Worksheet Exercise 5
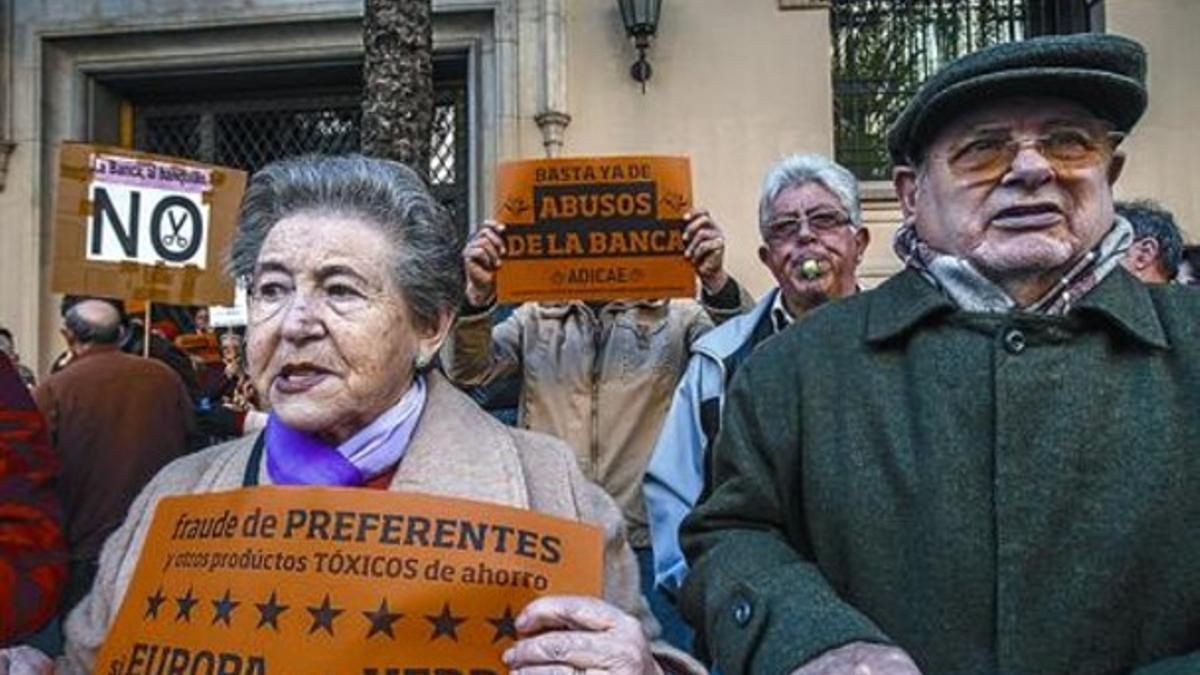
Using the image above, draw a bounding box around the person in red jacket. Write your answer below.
[0,351,67,645]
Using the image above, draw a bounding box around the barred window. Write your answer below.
[831,0,1103,180]
[132,59,470,237]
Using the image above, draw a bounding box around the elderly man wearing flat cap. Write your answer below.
[680,33,1200,675]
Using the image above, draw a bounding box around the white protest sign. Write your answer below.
[86,154,213,269]
[210,281,249,328]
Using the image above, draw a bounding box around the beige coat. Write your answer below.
[442,295,749,547]
[60,373,703,674]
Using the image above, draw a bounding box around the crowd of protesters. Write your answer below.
[0,298,268,659]
[2,31,1200,675]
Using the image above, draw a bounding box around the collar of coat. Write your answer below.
[864,267,1169,350]
[253,371,533,510]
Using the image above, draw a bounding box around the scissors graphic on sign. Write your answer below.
[162,209,190,249]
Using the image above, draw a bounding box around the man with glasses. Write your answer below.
[681,34,1200,674]
[643,154,867,652]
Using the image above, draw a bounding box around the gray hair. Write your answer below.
[230,154,464,331]
[1116,199,1184,279]
[64,300,122,345]
[757,154,862,240]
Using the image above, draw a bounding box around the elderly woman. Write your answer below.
[54,155,702,674]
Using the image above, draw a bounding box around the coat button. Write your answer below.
[1003,328,1026,354]
[732,597,753,626]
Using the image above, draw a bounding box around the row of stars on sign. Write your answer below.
[143,588,518,643]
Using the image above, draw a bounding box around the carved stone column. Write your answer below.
[535,0,571,157]
[534,111,570,158]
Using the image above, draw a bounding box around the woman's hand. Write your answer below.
[503,596,662,675]
[789,642,923,675]
[463,221,507,307]
[0,646,54,675]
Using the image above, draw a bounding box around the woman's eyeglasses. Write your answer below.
[945,126,1124,182]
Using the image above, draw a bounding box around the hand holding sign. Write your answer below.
[682,209,729,295]
[464,220,507,307]
[0,645,54,674]
[504,596,661,675]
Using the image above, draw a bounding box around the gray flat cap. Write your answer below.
[887,33,1148,165]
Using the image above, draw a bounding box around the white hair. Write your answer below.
[230,154,464,332]
[757,154,862,240]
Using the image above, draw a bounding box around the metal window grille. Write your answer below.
[831,0,1104,180]
[831,0,1029,180]
[1027,0,1104,34]
[430,91,458,185]
[134,84,470,235]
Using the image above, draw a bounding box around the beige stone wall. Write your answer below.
[857,186,904,288]
[0,0,839,366]
[562,0,834,298]
[4,0,1195,373]
[1107,0,1200,244]
[0,0,506,372]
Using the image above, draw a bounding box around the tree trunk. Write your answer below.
[362,0,433,184]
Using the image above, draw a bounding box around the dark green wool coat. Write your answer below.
[680,268,1200,675]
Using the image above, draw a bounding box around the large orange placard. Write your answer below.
[494,155,696,303]
[96,487,602,674]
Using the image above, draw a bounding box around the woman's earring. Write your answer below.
[414,352,429,370]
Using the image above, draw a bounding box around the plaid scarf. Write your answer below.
[892,216,1134,315]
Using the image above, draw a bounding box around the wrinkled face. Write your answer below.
[896,97,1123,283]
[246,212,440,444]
[758,182,867,312]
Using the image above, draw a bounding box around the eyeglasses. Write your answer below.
[945,126,1124,182]
[765,210,851,243]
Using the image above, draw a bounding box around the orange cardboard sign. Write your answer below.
[96,487,603,674]
[494,155,696,302]
[174,334,221,365]
[51,143,247,306]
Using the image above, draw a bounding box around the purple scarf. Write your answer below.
[264,376,427,487]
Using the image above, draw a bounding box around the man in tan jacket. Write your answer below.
[442,210,750,650]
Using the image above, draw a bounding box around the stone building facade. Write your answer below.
[0,0,1196,369]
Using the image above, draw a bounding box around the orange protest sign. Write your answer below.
[51,143,247,306]
[494,155,696,302]
[174,334,221,365]
[96,487,602,675]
